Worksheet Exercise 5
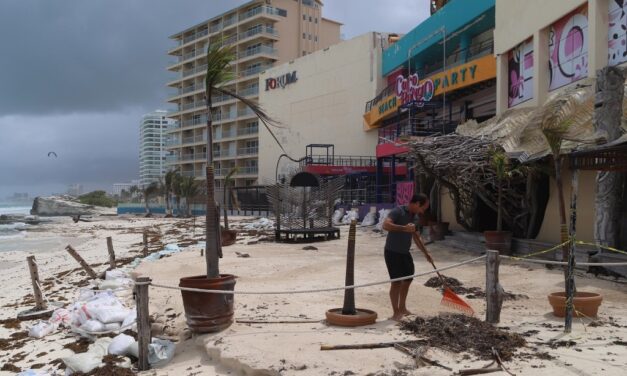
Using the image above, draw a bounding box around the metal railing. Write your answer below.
[239,166,258,175]
[238,146,259,155]
[179,48,205,62]
[239,25,278,40]
[240,64,273,77]
[223,34,238,46]
[300,155,377,167]
[239,5,282,21]
[223,15,238,27]
[238,108,255,118]
[238,45,276,59]
[182,63,207,77]
[181,135,206,144]
[182,29,208,44]
[237,125,259,136]
[209,23,223,33]
[239,86,259,97]
[179,84,202,95]
[377,118,458,144]
[219,130,235,139]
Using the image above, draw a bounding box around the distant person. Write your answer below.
[382,193,433,321]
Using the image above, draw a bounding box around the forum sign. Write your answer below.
[265,71,298,91]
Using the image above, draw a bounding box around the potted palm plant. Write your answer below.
[535,85,603,317]
[484,149,513,255]
[179,41,281,333]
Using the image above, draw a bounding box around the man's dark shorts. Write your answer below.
[384,250,414,280]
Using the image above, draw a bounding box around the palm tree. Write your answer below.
[203,41,283,278]
[533,84,594,289]
[142,182,160,217]
[164,170,179,217]
[178,176,199,217]
[222,167,238,230]
[129,185,139,203]
[172,174,183,217]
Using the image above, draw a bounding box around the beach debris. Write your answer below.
[423,276,528,300]
[302,246,318,250]
[321,340,424,351]
[127,338,176,367]
[235,251,250,258]
[65,245,98,279]
[361,210,377,226]
[242,217,275,230]
[341,209,359,225]
[62,337,111,374]
[393,343,452,371]
[16,370,50,376]
[108,333,136,356]
[401,314,526,361]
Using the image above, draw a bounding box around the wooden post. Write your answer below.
[565,170,579,333]
[135,276,151,371]
[106,236,116,269]
[65,245,98,279]
[485,250,503,324]
[27,256,46,310]
[142,230,149,257]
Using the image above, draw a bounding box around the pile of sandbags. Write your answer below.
[376,209,391,231]
[69,290,136,335]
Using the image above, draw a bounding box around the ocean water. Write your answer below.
[0,204,31,216]
[0,203,32,248]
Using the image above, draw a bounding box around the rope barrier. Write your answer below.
[505,240,570,261]
[143,255,487,295]
[576,241,627,257]
[500,255,627,267]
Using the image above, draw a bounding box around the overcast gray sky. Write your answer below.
[0,0,429,199]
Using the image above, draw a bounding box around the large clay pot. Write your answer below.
[484,231,513,255]
[326,308,378,327]
[547,292,603,318]
[221,229,237,247]
[179,274,236,333]
[429,222,449,241]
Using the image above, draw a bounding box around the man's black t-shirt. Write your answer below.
[384,205,419,254]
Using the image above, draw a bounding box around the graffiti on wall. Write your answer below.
[395,182,415,206]
[609,0,627,66]
[548,6,588,91]
[508,38,534,108]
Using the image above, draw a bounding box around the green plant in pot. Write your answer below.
[534,85,603,318]
[179,41,282,333]
[484,149,514,255]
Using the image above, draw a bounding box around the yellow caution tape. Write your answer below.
[507,240,571,261]
[576,241,627,257]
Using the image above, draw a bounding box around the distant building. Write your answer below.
[112,179,141,196]
[140,110,177,187]
[67,184,84,197]
[165,0,342,188]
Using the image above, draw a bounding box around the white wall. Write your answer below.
[257,32,387,183]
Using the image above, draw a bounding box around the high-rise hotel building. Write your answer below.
[140,110,176,187]
[165,0,341,187]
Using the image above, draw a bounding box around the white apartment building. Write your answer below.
[165,0,341,188]
[140,110,176,187]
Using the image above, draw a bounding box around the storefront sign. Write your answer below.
[396,73,434,105]
[265,71,298,90]
[429,54,496,96]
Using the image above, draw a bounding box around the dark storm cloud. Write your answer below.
[0,0,247,115]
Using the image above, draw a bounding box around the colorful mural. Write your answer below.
[395,182,415,206]
[548,6,588,91]
[508,38,534,108]
[609,0,627,66]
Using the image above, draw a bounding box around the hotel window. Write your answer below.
[303,33,306,39]
[308,34,312,40]
[309,16,312,22]
[315,17,318,24]
[302,51,306,56]
[303,14,306,20]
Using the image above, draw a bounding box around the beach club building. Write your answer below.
[362,0,496,204]
[258,32,396,195]
[489,0,627,260]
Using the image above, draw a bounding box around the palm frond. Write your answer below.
[214,86,286,153]
[205,41,236,97]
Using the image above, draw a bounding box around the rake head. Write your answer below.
[441,287,475,316]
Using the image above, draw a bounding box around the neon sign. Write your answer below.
[395,73,434,105]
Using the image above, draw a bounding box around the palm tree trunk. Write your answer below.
[554,156,569,283]
[206,100,220,278]
[224,185,229,230]
[165,191,171,216]
[497,176,503,232]
[342,220,357,315]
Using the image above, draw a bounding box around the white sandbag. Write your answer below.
[90,337,112,357]
[98,278,132,291]
[16,370,50,376]
[50,308,72,326]
[80,320,105,333]
[149,338,176,368]
[332,208,345,225]
[164,243,180,252]
[105,269,128,280]
[122,309,136,328]
[63,352,103,374]
[376,209,391,231]
[342,209,359,224]
[28,321,57,338]
[91,307,131,324]
[108,334,136,356]
[103,322,121,331]
[361,212,376,226]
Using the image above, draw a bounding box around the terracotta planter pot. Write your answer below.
[429,222,449,241]
[484,231,513,255]
[326,308,377,327]
[179,274,236,333]
[547,292,603,318]
[221,229,237,247]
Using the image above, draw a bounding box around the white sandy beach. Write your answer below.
[0,215,626,375]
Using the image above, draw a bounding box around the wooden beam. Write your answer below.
[106,236,116,269]
[65,245,98,279]
[485,250,503,324]
[135,276,151,371]
[27,256,46,310]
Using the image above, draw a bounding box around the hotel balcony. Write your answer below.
[237,45,277,62]
[237,125,258,136]
[238,166,258,175]
[238,86,259,97]
[237,146,259,156]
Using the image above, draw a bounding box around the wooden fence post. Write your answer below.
[135,276,151,371]
[106,236,116,269]
[27,256,46,310]
[142,231,149,257]
[65,245,98,279]
[485,250,503,324]
[565,170,579,333]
